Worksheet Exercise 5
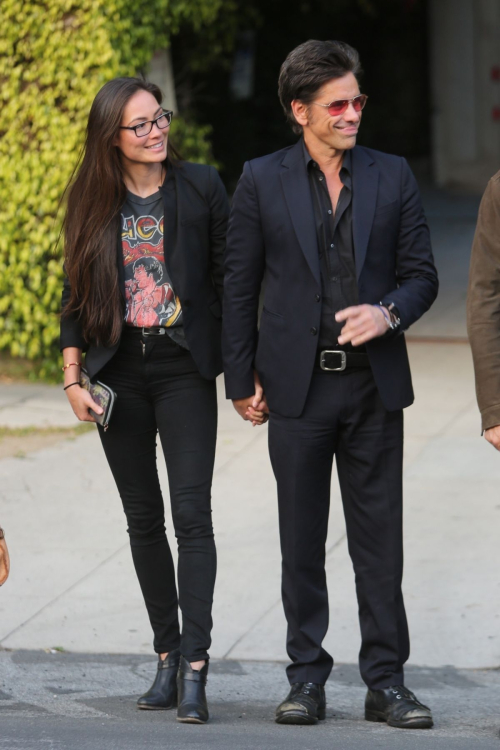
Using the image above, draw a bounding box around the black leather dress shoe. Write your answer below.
[365,685,433,729]
[275,682,326,725]
[177,656,209,724]
[137,649,180,710]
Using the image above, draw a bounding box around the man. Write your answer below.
[222,40,438,728]
[467,171,500,443]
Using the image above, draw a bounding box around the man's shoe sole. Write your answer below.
[177,715,207,724]
[365,709,433,729]
[276,709,325,725]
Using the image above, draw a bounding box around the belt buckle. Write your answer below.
[141,327,166,337]
[320,350,347,371]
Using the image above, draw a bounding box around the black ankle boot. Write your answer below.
[137,649,180,710]
[176,655,209,724]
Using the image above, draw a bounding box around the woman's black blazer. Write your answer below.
[60,162,229,381]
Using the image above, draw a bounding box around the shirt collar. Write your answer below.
[302,138,352,178]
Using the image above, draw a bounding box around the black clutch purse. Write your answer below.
[79,368,117,431]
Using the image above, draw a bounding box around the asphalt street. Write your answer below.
[2,650,500,750]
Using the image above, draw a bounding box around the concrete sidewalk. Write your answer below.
[2,341,497,671]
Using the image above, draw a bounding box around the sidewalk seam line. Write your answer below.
[222,531,347,660]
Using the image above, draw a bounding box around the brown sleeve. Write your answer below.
[467,171,500,431]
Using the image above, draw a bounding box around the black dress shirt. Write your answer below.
[304,143,361,350]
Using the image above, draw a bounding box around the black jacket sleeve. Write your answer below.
[222,161,265,399]
[60,268,87,351]
[208,165,229,303]
[379,158,439,330]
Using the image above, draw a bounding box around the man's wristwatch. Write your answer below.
[380,301,401,331]
[0,528,5,540]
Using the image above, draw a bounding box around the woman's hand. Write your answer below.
[65,384,103,423]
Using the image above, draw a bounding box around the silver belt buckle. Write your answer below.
[141,327,166,337]
[320,350,347,371]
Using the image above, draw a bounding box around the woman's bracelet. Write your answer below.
[63,382,80,391]
[62,362,81,372]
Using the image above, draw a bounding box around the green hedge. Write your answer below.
[0,0,227,378]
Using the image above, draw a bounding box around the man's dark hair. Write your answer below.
[134,256,163,284]
[278,40,362,135]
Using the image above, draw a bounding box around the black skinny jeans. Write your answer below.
[97,327,217,662]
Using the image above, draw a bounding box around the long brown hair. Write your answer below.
[62,77,177,346]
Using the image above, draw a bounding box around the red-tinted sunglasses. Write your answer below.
[314,94,368,117]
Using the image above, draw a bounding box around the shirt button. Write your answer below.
[330,276,339,282]
[315,294,321,302]
[310,327,318,336]
[330,243,335,248]
[327,210,332,215]
[318,176,324,181]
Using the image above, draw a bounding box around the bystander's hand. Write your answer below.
[484,425,500,451]
[336,304,390,347]
[0,530,10,586]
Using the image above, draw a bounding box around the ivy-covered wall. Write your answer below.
[0,0,229,377]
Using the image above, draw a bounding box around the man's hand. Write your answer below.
[484,425,500,451]
[232,371,269,426]
[336,304,389,347]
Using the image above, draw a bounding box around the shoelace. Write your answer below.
[295,682,319,697]
[389,685,426,708]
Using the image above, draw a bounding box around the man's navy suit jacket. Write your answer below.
[222,139,439,418]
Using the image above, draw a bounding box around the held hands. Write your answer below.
[232,371,269,427]
[484,425,500,452]
[65,384,103,423]
[336,304,390,347]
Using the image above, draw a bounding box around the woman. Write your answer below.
[60,77,238,723]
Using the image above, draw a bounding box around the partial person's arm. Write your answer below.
[466,172,500,441]
[0,528,10,586]
[222,161,268,423]
[208,166,229,303]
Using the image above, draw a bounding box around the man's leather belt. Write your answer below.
[318,349,370,372]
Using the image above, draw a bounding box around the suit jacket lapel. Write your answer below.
[351,146,379,280]
[280,141,321,285]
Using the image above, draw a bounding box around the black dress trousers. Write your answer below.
[268,365,409,689]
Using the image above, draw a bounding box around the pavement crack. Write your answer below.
[221,530,347,660]
[221,596,282,660]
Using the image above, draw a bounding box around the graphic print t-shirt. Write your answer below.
[121,189,187,347]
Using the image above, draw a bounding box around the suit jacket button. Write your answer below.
[310,327,317,335]
[315,294,321,302]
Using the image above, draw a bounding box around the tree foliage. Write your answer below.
[0,0,232,377]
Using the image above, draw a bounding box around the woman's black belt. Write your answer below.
[317,349,370,371]
[124,326,167,337]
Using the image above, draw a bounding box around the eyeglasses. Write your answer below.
[314,94,368,117]
[119,110,173,138]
